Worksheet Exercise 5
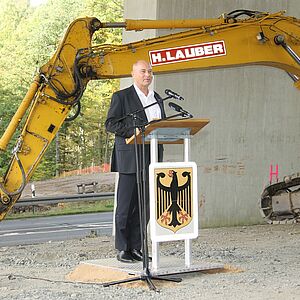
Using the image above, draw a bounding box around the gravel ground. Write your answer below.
[0,223,299,299]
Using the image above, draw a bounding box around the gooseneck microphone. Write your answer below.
[168,102,193,118]
[165,89,184,101]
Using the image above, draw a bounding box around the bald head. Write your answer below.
[132,60,151,72]
[131,60,153,94]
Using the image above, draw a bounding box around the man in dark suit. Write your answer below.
[105,60,165,263]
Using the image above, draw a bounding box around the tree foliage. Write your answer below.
[0,0,123,179]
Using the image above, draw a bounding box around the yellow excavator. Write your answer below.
[0,9,300,222]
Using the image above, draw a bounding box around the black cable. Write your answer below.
[227,9,265,19]
[65,101,81,122]
[0,152,26,201]
[38,51,88,123]
[0,273,105,286]
[41,50,87,107]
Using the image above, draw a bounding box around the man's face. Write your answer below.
[132,61,153,89]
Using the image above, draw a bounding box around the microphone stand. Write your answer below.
[103,96,189,291]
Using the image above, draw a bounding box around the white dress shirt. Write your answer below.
[133,83,161,122]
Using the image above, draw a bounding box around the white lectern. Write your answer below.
[128,118,209,273]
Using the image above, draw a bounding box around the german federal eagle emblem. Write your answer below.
[155,168,193,233]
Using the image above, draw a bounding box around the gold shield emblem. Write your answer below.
[155,167,193,233]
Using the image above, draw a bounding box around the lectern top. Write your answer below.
[126,118,210,144]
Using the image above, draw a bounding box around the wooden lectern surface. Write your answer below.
[126,118,210,144]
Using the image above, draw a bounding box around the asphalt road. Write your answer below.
[0,212,113,247]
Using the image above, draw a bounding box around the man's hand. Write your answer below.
[125,128,140,144]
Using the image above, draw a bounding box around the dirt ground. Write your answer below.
[2,172,300,299]
[0,223,299,299]
[21,172,116,198]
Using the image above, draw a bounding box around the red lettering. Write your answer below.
[149,40,226,66]
[269,164,279,183]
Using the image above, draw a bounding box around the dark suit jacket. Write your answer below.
[105,85,166,173]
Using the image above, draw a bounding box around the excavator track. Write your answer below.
[260,174,300,223]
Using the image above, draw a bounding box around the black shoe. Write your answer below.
[116,250,135,263]
[130,249,152,262]
[130,249,143,261]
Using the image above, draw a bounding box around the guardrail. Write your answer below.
[16,192,115,207]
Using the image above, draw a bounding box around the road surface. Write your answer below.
[0,212,113,247]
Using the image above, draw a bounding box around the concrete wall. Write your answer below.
[123,0,300,227]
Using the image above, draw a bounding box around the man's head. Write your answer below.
[131,60,153,91]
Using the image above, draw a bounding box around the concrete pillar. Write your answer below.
[123,0,300,227]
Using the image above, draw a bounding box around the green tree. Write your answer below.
[0,0,124,180]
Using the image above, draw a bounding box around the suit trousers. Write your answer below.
[115,172,149,251]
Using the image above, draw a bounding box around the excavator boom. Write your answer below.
[1,10,300,221]
[84,11,300,80]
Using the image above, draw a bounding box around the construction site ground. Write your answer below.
[0,172,299,299]
[20,172,116,198]
[0,223,299,299]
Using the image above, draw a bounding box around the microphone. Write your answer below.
[168,102,193,118]
[165,89,184,101]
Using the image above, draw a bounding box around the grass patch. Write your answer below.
[7,199,114,220]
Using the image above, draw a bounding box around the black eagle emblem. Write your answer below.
[156,170,192,230]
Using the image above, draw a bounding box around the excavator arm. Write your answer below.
[0,17,101,219]
[1,9,300,221]
[81,11,300,80]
